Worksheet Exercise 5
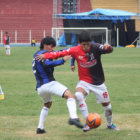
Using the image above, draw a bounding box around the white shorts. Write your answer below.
[37,81,68,103]
[4,45,10,49]
[76,80,110,104]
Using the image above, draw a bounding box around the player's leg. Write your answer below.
[102,102,112,126]
[102,102,119,130]
[92,83,119,130]
[36,85,53,134]
[42,81,83,128]
[75,81,89,120]
[75,88,89,119]
[7,48,10,55]
[49,81,83,128]
[4,45,7,55]
[76,88,92,132]
[63,89,83,128]
[37,101,52,134]
[5,45,10,55]
[64,89,78,119]
[6,48,8,55]
[75,81,93,132]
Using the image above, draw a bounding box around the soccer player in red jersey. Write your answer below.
[36,31,120,131]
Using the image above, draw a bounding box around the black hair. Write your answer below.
[79,30,91,43]
[40,36,56,50]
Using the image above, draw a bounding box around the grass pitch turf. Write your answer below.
[0,46,140,140]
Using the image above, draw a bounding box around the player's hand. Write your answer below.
[63,55,72,62]
[103,44,111,50]
[36,54,45,61]
[71,65,75,72]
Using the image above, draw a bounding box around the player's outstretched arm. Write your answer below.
[103,44,113,52]
[43,55,71,67]
[99,44,113,54]
[36,48,75,61]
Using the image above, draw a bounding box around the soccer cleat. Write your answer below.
[0,94,4,100]
[107,124,120,131]
[83,123,91,132]
[69,118,84,128]
[36,128,46,134]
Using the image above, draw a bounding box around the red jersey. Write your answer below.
[3,35,10,45]
[43,43,113,85]
[3,35,7,45]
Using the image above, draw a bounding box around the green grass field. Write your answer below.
[0,47,140,140]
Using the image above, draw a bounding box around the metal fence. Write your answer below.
[0,30,51,45]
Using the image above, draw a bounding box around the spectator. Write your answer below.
[0,85,4,100]
[31,38,36,47]
[3,32,10,56]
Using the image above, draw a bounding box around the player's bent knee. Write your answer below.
[76,87,88,97]
[75,92,84,100]
[44,101,52,108]
[63,89,75,99]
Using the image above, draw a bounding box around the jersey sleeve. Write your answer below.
[71,57,75,66]
[43,59,65,67]
[93,43,113,54]
[43,47,76,59]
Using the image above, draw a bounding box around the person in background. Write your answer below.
[31,38,36,47]
[33,36,83,134]
[0,85,4,100]
[3,32,10,56]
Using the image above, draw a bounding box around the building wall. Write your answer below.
[80,0,92,12]
[0,0,93,43]
[0,0,53,43]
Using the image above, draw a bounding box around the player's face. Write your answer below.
[80,41,91,52]
[44,44,55,52]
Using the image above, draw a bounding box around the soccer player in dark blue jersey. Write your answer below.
[32,36,83,134]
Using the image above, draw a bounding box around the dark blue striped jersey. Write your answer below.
[32,50,65,89]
